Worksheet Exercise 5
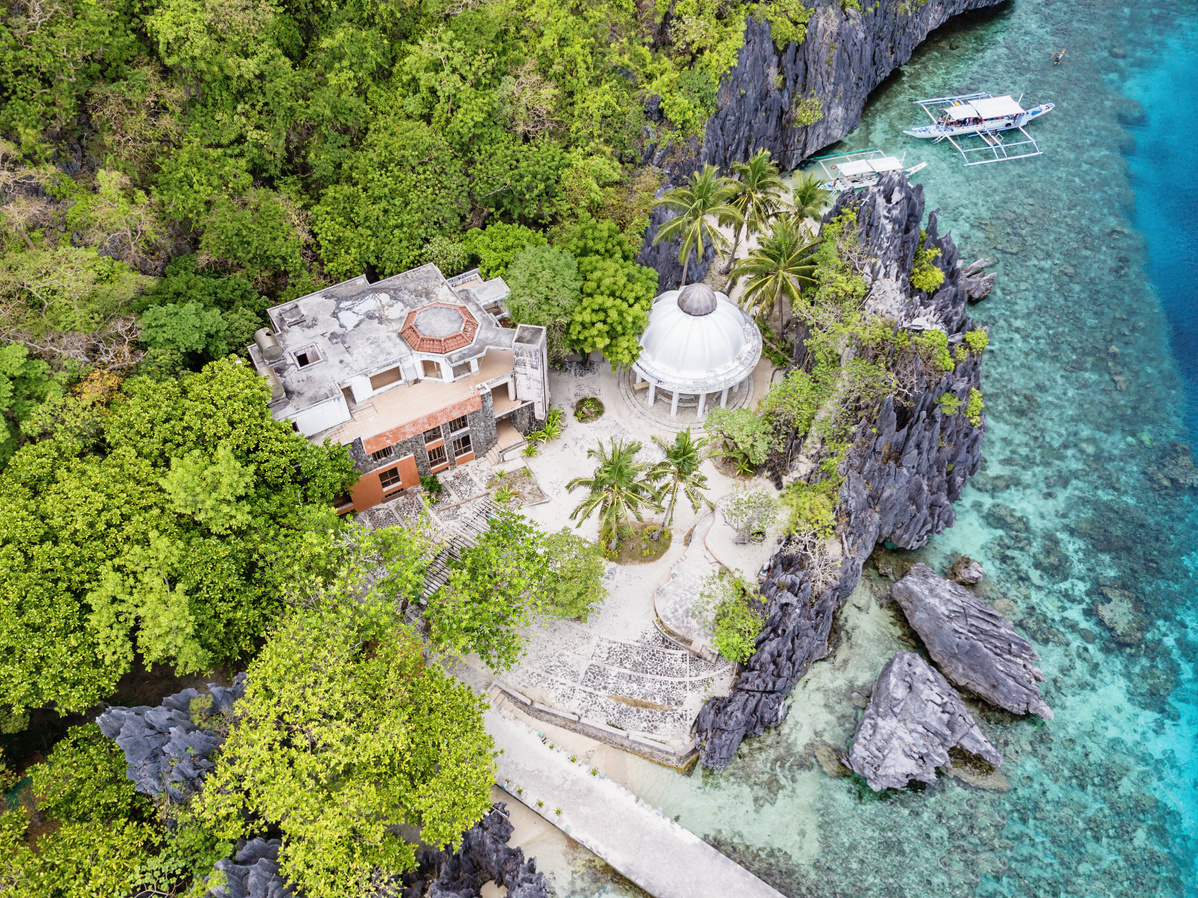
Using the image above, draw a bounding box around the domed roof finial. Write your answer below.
[677,283,718,317]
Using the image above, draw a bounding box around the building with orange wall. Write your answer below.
[248,263,549,513]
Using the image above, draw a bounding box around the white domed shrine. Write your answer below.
[631,283,762,418]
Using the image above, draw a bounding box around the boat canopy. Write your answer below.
[835,156,904,176]
[943,95,1025,121]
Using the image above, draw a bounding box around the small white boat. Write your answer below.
[907,92,1054,165]
[810,148,929,192]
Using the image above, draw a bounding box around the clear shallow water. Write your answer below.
[540,1,1198,895]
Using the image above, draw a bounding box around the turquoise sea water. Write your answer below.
[539,1,1198,895]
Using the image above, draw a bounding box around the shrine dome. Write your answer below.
[631,284,762,418]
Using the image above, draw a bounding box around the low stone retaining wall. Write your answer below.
[491,681,698,771]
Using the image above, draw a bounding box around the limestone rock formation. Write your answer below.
[203,805,548,898]
[892,563,1053,720]
[848,651,1001,791]
[960,258,997,302]
[208,840,293,898]
[694,174,988,769]
[427,803,549,898]
[641,0,1007,287]
[96,675,245,802]
[948,555,984,585]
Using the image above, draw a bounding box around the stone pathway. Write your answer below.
[501,610,732,742]
[487,699,786,898]
[654,514,722,655]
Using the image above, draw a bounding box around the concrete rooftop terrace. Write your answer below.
[260,264,512,418]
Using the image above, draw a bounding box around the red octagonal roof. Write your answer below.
[400,302,479,354]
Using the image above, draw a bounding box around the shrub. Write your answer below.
[541,528,606,622]
[698,569,764,664]
[791,96,823,127]
[721,487,779,544]
[420,474,443,498]
[910,235,945,294]
[937,393,961,416]
[573,396,605,422]
[782,480,837,541]
[916,329,954,373]
[422,236,470,275]
[966,388,985,426]
[704,407,777,470]
[965,328,989,353]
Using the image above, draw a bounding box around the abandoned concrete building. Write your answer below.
[248,264,549,513]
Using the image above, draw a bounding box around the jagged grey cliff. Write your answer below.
[642,0,1008,288]
[694,173,988,769]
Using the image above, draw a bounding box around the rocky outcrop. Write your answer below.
[960,258,997,302]
[891,564,1053,719]
[703,2,1007,173]
[640,0,1008,288]
[208,840,293,898]
[426,804,549,898]
[948,554,984,585]
[203,805,548,898]
[847,651,1001,791]
[694,174,987,769]
[96,675,245,802]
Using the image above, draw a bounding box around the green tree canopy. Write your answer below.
[563,216,657,367]
[461,221,547,279]
[0,342,62,467]
[197,528,494,898]
[541,527,607,621]
[313,118,468,279]
[504,244,581,364]
[426,507,552,671]
[0,358,356,724]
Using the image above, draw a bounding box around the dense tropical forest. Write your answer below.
[0,0,799,892]
[0,0,985,892]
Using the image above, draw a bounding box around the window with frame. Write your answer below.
[370,445,394,464]
[427,444,447,467]
[452,434,471,458]
[379,467,402,490]
[447,414,469,433]
[423,426,442,444]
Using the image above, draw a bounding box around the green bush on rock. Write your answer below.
[699,569,764,664]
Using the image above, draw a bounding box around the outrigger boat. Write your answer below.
[809,148,928,192]
[907,92,1054,165]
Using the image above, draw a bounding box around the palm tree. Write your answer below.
[787,171,833,237]
[567,438,662,551]
[731,217,818,332]
[721,149,787,275]
[649,429,711,540]
[652,165,740,287]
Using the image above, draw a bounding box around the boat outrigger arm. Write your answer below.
[810,148,929,192]
[906,92,1054,165]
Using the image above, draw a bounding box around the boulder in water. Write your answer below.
[947,555,984,585]
[848,651,1001,791]
[891,564,1053,719]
